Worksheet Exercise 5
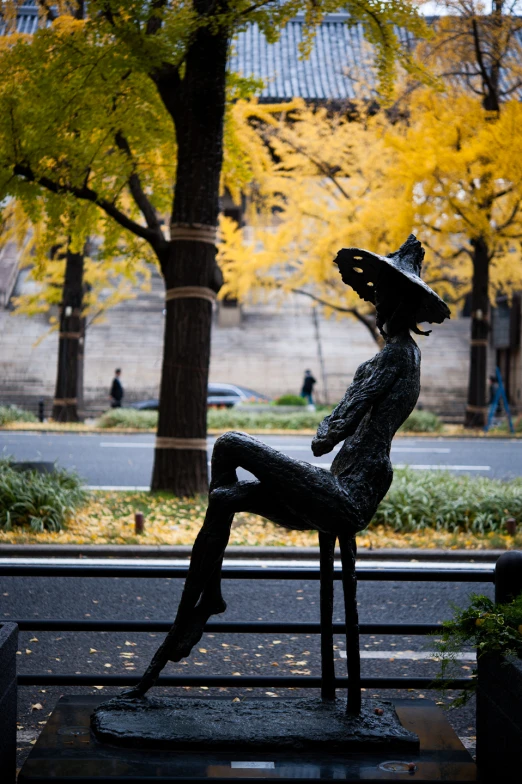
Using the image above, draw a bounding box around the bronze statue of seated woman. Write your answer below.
[116,235,450,714]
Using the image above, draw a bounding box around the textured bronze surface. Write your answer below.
[92,697,418,751]
[92,236,450,736]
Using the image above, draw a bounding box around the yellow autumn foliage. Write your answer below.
[385,89,522,301]
[0,490,519,550]
[220,86,522,319]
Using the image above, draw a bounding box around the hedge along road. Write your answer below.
[0,431,520,487]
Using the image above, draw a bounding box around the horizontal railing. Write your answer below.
[17,674,472,688]
[11,620,442,634]
[0,563,495,582]
[5,561,492,691]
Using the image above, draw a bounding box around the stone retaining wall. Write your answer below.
[0,270,476,418]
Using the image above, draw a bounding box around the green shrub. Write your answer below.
[207,408,325,430]
[274,394,306,406]
[399,409,442,433]
[97,407,326,430]
[377,468,522,534]
[435,593,522,705]
[0,405,38,426]
[0,459,86,532]
[491,415,522,434]
[98,408,158,429]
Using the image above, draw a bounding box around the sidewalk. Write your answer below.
[0,543,505,561]
[0,424,520,438]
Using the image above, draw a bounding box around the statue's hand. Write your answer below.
[311,436,333,457]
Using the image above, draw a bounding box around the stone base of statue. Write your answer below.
[91,695,418,752]
[18,695,477,782]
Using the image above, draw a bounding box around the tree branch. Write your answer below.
[263,127,351,201]
[36,0,58,23]
[146,0,168,35]
[114,132,166,243]
[290,287,381,345]
[471,17,498,107]
[238,0,278,17]
[496,197,522,231]
[13,163,163,250]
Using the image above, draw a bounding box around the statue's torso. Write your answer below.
[330,334,421,527]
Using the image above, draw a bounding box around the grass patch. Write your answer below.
[0,405,37,426]
[399,410,442,433]
[97,407,327,431]
[96,406,444,434]
[377,469,522,534]
[0,459,86,533]
[492,415,522,434]
[98,409,158,429]
[274,394,307,406]
[207,408,325,430]
[1,468,520,547]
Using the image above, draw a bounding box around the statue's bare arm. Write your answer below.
[312,356,398,456]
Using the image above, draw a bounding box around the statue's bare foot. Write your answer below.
[167,596,227,662]
[117,686,148,700]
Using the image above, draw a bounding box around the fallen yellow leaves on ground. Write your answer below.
[0,490,520,550]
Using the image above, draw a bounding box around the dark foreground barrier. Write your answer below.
[0,623,18,784]
[476,550,522,780]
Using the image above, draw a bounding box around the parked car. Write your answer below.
[128,383,270,411]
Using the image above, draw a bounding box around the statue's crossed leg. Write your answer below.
[120,432,362,712]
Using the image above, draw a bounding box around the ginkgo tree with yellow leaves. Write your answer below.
[384,88,522,425]
[385,0,522,426]
[0,0,427,494]
[221,3,522,427]
[1,198,153,422]
[219,99,422,346]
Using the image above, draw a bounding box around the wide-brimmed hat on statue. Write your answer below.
[334,234,450,325]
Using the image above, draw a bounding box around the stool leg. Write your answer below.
[319,532,336,702]
[339,533,361,715]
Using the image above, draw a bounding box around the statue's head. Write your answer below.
[334,235,451,339]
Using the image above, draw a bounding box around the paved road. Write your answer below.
[1,431,520,486]
[2,561,486,762]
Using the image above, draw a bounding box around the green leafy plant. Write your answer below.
[275,395,307,406]
[97,407,326,431]
[435,593,522,705]
[492,415,522,434]
[98,408,158,430]
[399,410,443,433]
[0,405,38,426]
[0,459,86,532]
[377,469,522,533]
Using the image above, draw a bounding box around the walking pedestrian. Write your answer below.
[489,374,500,417]
[110,368,124,408]
[301,369,316,405]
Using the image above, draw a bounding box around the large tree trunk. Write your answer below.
[52,248,85,422]
[464,237,490,428]
[151,17,228,495]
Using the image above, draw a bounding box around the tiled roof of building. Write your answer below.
[1,6,411,102]
[0,0,40,35]
[230,14,381,102]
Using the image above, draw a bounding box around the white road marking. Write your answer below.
[0,432,43,437]
[390,448,451,453]
[87,485,150,491]
[395,464,490,471]
[98,443,488,472]
[98,443,451,455]
[339,650,476,661]
[100,442,154,448]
